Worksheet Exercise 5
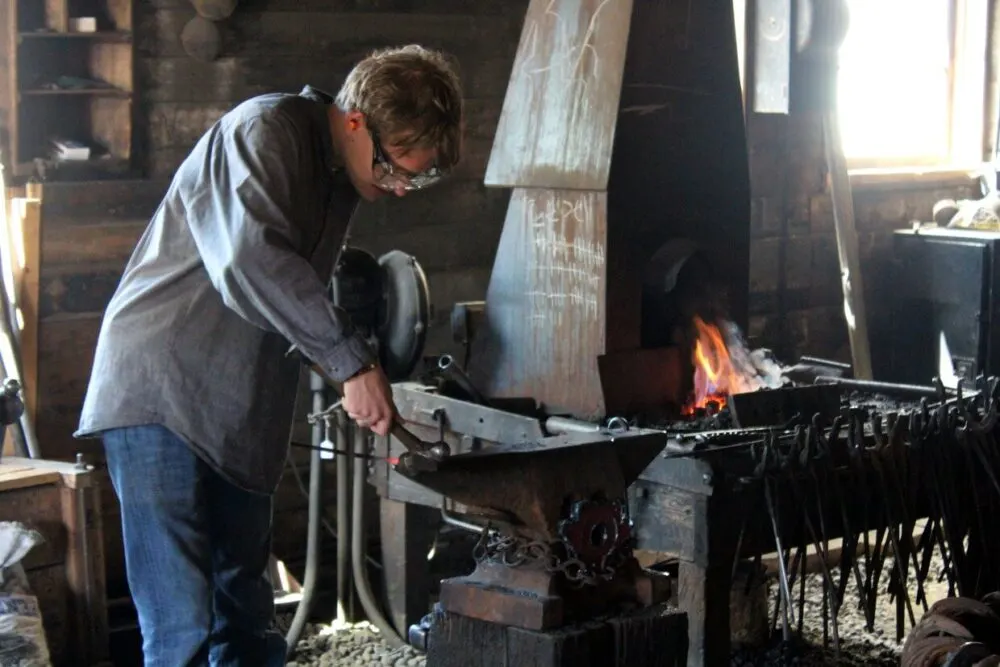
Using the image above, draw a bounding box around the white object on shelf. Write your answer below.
[68,17,97,33]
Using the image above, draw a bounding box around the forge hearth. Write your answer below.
[464,0,751,423]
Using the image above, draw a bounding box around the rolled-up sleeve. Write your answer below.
[183,112,376,382]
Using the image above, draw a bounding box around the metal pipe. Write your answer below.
[437,354,489,405]
[335,409,352,623]
[544,415,601,435]
[441,506,489,534]
[799,356,851,372]
[813,375,944,398]
[285,372,325,656]
[352,429,404,648]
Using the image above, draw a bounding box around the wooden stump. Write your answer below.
[426,603,688,667]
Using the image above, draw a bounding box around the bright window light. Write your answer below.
[836,0,988,170]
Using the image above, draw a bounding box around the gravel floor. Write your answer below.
[281,619,426,667]
[283,544,948,666]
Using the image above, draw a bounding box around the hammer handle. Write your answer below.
[310,364,433,456]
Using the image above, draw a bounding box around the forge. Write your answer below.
[361,2,1000,667]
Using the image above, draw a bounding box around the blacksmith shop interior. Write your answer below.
[6,1,1000,666]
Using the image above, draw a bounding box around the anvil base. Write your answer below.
[425,602,688,667]
[437,558,671,631]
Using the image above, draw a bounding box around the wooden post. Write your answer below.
[16,197,41,426]
[379,498,440,636]
[823,110,873,380]
[60,463,110,665]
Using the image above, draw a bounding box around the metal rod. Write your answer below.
[335,410,352,624]
[763,478,792,641]
[440,506,491,534]
[799,356,852,371]
[814,375,943,398]
[437,354,489,405]
[544,416,601,435]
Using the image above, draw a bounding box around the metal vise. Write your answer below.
[0,378,24,456]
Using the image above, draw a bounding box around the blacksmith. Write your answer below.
[74,45,463,666]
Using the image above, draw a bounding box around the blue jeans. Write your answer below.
[103,425,287,666]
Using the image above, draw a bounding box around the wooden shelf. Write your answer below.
[19,30,131,42]
[6,0,134,182]
[20,86,130,97]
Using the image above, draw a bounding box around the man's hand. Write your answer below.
[341,365,396,436]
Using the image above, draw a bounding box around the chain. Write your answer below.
[472,525,620,588]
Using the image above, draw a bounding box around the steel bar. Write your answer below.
[544,416,602,435]
[763,478,792,642]
[814,376,944,398]
[437,354,490,406]
[799,356,851,371]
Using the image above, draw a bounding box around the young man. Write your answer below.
[74,45,464,666]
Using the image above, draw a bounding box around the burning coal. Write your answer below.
[682,316,784,415]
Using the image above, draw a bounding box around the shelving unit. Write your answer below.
[6,0,134,181]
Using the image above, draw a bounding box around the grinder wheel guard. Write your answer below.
[329,247,430,382]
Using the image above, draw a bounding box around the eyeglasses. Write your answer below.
[370,129,445,192]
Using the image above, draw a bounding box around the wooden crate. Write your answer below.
[0,455,109,666]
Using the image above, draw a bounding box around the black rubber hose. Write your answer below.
[284,372,325,656]
[352,428,405,647]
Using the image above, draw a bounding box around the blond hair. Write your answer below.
[336,45,464,170]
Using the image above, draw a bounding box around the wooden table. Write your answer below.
[0,456,109,666]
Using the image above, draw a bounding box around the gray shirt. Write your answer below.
[75,86,377,494]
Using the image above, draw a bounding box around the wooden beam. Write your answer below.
[823,112,873,380]
[16,198,41,428]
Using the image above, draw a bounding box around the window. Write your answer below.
[837,0,990,171]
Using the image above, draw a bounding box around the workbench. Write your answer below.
[0,456,109,666]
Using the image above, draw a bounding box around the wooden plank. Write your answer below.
[484,0,634,190]
[144,96,504,180]
[36,180,169,221]
[468,188,608,419]
[137,9,522,60]
[351,178,510,235]
[0,483,67,569]
[137,51,518,104]
[0,0,13,163]
[107,0,133,31]
[823,112,873,379]
[12,199,41,427]
[0,461,62,492]
[32,210,503,326]
[38,261,124,319]
[37,314,101,410]
[42,220,146,266]
[150,0,518,12]
[61,480,110,664]
[24,564,71,666]
[427,605,688,667]
[44,0,69,32]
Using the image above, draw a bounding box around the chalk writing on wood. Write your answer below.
[524,191,605,329]
[519,0,612,100]
[484,0,633,190]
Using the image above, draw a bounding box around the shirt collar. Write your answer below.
[298,85,338,174]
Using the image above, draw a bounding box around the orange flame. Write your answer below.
[682,316,761,415]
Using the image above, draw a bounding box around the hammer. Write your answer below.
[287,345,450,473]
